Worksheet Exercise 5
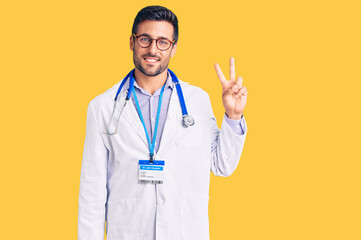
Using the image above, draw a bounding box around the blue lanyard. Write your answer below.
[132,83,166,163]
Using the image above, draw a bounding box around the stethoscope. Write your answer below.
[104,68,194,135]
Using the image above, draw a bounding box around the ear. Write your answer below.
[170,42,177,57]
[130,35,134,51]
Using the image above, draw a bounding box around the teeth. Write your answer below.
[145,58,157,62]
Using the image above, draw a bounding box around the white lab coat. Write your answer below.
[78,78,247,240]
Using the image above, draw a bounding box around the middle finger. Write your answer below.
[229,57,235,82]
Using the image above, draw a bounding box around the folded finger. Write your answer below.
[239,86,248,96]
[231,84,239,93]
[236,76,243,88]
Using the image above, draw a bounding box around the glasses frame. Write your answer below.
[133,33,176,51]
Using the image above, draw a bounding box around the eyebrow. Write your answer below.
[137,33,171,41]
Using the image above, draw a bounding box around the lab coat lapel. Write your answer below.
[122,95,149,147]
[156,82,182,156]
[111,85,149,148]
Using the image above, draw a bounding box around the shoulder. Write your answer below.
[178,80,211,104]
[177,80,214,118]
[179,80,209,99]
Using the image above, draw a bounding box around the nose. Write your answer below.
[148,39,158,54]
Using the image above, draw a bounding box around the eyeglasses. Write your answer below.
[133,33,176,51]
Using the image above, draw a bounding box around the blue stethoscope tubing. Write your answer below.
[104,68,194,135]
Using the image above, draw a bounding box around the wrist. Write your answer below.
[225,112,243,119]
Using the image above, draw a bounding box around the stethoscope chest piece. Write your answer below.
[182,115,195,128]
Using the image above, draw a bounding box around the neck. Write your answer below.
[134,69,168,95]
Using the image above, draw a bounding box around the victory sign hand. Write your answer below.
[214,57,248,119]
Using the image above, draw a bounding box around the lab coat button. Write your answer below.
[157,200,163,205]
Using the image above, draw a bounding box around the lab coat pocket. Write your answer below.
[106,198,143,240]
[176,116,210,149]
[180,193,210,240]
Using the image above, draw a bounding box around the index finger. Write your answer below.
[214,63,227,83]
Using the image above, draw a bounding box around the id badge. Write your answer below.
[139,160,165,184]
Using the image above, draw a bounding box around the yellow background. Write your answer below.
[1,0,360,239]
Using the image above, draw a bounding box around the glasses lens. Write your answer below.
[138,36,151,47]
[157,39,171,50]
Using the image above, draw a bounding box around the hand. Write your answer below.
[214,57,248,119]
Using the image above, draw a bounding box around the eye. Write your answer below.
[139,37,150,42]
[159,40,168,45]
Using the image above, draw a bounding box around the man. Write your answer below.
[78,5,248,240]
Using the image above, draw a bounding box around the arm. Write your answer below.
[224,113,245,135]
[78,101,108,240]
[210,112,248,177]
[211,57,248,176]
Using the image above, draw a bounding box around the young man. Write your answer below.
[78,5,248,240]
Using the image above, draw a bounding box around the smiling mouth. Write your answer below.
[144,57,159,64]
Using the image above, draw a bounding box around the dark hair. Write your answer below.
[132,5,179,43]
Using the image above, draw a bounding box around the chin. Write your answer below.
[140,66,166,77]
[140,69,159,77]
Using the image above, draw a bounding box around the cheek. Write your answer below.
[136,47,149,57]
[160,51,171,60]
[133,49,143,59]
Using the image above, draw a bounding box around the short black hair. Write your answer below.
[132,5,179,43]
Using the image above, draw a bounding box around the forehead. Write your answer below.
[136,20,174,39]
